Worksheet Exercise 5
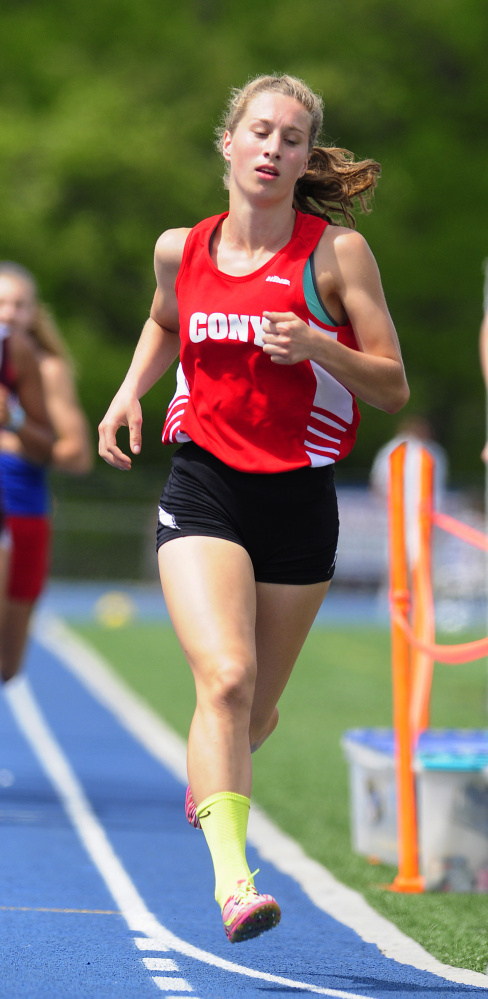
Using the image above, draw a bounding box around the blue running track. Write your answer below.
[0,618,487,999]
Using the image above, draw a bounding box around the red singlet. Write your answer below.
[162,211,361,473]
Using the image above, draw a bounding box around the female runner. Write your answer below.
[0,262,93,682]
[0,278,54,632]
[99,74,409,943]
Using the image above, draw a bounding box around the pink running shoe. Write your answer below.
[222,872,281,943]
[185,785,201,829]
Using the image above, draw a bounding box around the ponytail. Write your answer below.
[293,146,381,228]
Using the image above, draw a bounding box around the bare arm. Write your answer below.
[3,332,54,464]
[479,311,488,386]
[40,356,93,473]
[98,228,188,470]
[262,228,409,415]
[0,355,94,473]
[479,311,488,461]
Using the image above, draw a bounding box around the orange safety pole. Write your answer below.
[410,448,435,738]
[387,443,424,892]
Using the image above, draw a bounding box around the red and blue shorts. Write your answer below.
[5,515,51,602]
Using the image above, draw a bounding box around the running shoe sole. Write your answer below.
[223,896,281,943]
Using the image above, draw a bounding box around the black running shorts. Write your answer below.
[156,442,339,585]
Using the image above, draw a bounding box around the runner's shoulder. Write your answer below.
[154,227,191,270]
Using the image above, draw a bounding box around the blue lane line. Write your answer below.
[3,636,487,999]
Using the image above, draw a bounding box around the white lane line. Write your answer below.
[143,958,180,971]
[134,937,171,951]
[151,978,192,992]
[36,614,488,991]
[4,674,379,999]
[36,612,188,782]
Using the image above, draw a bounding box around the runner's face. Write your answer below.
[0,276,36,334]
[222,92,311,202]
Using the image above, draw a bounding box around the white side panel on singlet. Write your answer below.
[304,322,355,466]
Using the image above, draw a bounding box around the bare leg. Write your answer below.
[0,541,10,617]
[158,536,258,807]
[0,536,32,684]
[0,542,10,681]
[0,598,34,682]
[159,540,329,931]
[249,579,331,750]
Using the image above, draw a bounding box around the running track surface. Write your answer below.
[1,615,487,999]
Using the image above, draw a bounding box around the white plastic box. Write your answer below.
[342,728,488,891]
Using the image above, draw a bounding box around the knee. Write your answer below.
[200,656,256,716]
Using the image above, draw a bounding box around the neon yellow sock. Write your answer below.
[196,791,252,909]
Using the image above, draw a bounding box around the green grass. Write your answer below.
[71,618,488,975]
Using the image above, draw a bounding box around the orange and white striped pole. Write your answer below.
[387,443,424,892]
[410,447,435,739]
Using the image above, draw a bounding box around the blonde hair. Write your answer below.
[0,262,70,361]
[216,74,381,228]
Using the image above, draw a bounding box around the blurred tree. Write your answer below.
[0,0,486,479]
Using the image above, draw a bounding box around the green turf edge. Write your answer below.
[70,620,488,976]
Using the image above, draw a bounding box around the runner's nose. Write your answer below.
[263,133,281,159]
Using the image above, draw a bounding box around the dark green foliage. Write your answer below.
[1,0,487,475]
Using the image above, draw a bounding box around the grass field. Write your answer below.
[71,618,488,975]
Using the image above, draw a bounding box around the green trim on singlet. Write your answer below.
[303,255,337,326]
